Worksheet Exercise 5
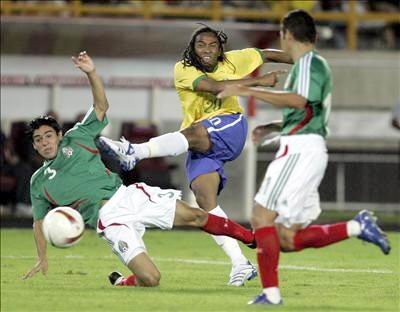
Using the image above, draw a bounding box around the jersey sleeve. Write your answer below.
[224,48,264,77]
[66,106,109,139]
[296,57,326,103]
[174,61,207,91]
[30,180,50,221]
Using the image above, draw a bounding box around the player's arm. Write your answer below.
[22,219,48,280]
[217,85,307,109]
[72,51,109,122]
[261,49,293,64]
[196,70,286,95]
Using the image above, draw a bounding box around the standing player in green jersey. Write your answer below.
[98,24,292,286]
[218,10,390,305]
[22,51,260,287]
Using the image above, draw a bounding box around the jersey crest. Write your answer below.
[62,146,74,158]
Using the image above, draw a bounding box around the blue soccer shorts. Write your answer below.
[186,113,248,194]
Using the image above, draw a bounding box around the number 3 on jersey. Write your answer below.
[157,191,174,199]
[44,167,57,180]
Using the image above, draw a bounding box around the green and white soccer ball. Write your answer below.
[42,207,85,248]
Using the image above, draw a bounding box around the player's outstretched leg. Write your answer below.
[108,250,161,287]
[200,209,258,286]
[98,132,189,172]
[353,210,391,255]
[98,136,137,171]
[174,200,258,286]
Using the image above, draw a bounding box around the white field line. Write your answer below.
[1,255,395,275]
[152,258,395,275]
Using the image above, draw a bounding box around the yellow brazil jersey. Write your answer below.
[174,48,264,129]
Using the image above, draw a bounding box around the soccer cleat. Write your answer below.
[227,261,258,286]
[353,210,391,255]
[248,293,283,305]
[246,238,257,249]
[98,136,136,171]
[108,271,125,286]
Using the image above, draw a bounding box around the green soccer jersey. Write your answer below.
[30,107,122,228]
[281,50,332,137]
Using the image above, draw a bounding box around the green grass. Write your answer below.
[1,229,399,312]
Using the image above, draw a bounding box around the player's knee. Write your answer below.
[250,215,260,229]
[279,231,295,252]
[196,209,208,226]
[181,124,210,152]
[141,272,161,287]
[251,215,273,229]
[251,205,276,229]
[180,205,208,227]
[191,189,211,211]
[188,208,207,227]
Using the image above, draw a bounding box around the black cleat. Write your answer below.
[246,240,257,249]
[108,271,124,286]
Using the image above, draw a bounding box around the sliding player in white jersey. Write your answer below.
[23,52,259,287]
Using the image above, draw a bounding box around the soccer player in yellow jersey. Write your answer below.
[99,25,292,286]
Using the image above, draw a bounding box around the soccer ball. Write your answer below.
[42,207,85,248]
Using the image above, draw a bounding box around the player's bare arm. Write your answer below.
[252,120,283,145]
[262,49,293,64]
[72,51,109,121]
[23,219,48,280]
[195,70,286,95]
[217,86,307,109]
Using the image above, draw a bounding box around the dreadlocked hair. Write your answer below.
[182,24,235,73]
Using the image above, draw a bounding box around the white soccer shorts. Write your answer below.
[97,183,181,265]
[255,134,328,228]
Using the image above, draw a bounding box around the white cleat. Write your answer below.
[228,261,258,286]
[98,136,136,171]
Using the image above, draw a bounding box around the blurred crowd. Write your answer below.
[6,0,400,50]
[1,127,35,217]
[0,110,82,217]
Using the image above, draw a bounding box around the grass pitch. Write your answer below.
[1,229,399,312]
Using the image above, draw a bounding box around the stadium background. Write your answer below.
[1,1,399,226]
[1,1,399,312]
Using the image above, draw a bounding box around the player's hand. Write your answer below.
[252,125,272,145]
[257,70,287,87]
[22,258,48,280]
[72,51,95,74]
[217,85,248,99]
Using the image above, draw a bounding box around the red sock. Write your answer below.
[293,223,349,251]
[255,226,280,288]
[121,274,137,286]
[201,213,254,244]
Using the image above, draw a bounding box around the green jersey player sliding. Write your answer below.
[23,51,256,287]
